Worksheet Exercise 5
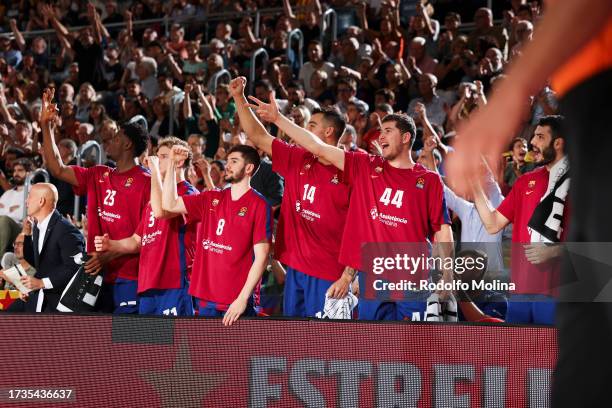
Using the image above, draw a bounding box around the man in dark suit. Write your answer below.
[19,183,84,312]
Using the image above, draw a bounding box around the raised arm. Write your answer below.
[161,146,189,214]
[471,176,510,234]
[9,20,25,52]
[44,4,71,40]
[87,3,104,44]
[228,77,274,157]
[40,88,78,186]
[148,155,178,219]
[282,0,298,23]
[248,90,345,170]
[183,83,193,119]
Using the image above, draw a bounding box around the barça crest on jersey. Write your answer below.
[295,200,302,213]
[212,199,219,207]
[370,207,379,220]
[238,207,248,217]
[416,177,425,189]
[125,177,134,187]
[528,180,536,188]
[331,174,339,184]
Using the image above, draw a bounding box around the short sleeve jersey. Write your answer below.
[71,164,151,283]
[272,139,350,281]
[182,188,272,306]
[497,166,570,295]
[135,181,198,293]
[340,152,450,270]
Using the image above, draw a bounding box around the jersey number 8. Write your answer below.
[216,219,225,236]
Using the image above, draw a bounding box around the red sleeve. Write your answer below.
[70,165,93,196]
[252,198,272,246]
[428,173,451,236]
[341,151,368,186]
[271,139,299,178]
[140,177,152,215]
[182,191,208,223]
[497,177,520,222]
[135,214,145,238]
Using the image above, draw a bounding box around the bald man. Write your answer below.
[14,183,85,312]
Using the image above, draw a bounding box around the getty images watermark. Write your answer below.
[359,242,523,301]
[370,253,515,292]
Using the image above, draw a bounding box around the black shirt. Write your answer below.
[73,41,107,90]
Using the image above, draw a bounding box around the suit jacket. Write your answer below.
[23,210,85,312]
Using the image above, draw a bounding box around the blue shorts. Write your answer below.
[283,267,334,317]
[357,272,429,321]
[505,294,556,325]
[139,287,194,316]
[96,278,139,314]
[197,300,256,317]
[113,278,139,314]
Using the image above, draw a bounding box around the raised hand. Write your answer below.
[146,155,160,170]
[247,91,280,123]
[414,102,427,122]
[94,233,111,252]
[170,145,190,165]
[193,157,211,175]
[40,88,59,127]
[228,76,247,99]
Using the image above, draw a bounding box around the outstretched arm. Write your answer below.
[248,92,345,170]
[229,77,274,157]
[40,88,78,186]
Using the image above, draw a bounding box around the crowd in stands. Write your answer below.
[0,0,562,323]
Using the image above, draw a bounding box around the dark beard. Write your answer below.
[224,168,245,184]
[538,144,556,165]
[11,177,24,186]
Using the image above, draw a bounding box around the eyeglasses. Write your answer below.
[13,242,23,247]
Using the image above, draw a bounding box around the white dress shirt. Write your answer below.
[35,211,54,290]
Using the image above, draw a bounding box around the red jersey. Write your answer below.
[135,181,198,294]
[340,152,450,270]
[497,166,570,295]
[272,139,350,281]
[183,188,272,307]
[72,164,151,283]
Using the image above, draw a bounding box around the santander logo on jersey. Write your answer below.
[369,207,408,228]
[141,230,162,246]
[370,207,379,220]
[202,238,233,254]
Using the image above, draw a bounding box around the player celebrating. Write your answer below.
[40,88,150,314]
[248,92,454,321]
[162,144,271,326]
[93,137,198,316]
[229,77,352,318]
[471,115,569,324]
